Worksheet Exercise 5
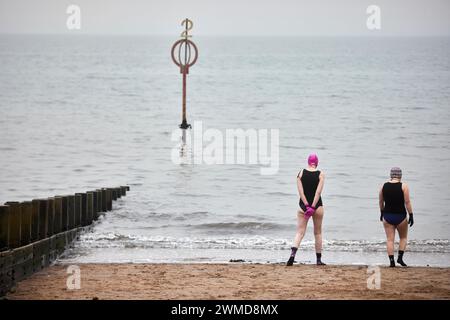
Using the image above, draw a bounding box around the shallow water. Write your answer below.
[1,35,449,266]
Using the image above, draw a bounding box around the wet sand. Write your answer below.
[5,263,450,300]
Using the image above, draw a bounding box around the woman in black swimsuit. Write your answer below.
[287,154,326,266]
[379,167,414,267]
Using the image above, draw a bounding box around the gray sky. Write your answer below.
[0,0,449,36]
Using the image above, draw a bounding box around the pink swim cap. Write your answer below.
[308,153,319,167]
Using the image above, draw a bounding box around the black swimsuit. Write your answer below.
[298,169,323,211]
[382,182,407,226]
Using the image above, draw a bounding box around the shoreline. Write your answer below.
[6,263,450,300]
[57,246,450,267]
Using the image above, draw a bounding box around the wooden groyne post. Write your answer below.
[0,185,129,296]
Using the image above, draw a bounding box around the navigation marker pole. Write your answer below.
[171,18,199,144]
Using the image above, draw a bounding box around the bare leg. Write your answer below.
[396,218,408,266]
[396,218,408,251]
[383,220,395,255]
[312,207,324,254]
[287,210,309,266]
[312,207,325,265]
[383,220,396,266]
[293,210,308,248]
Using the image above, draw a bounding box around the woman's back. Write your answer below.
[300,169,321,202]
[382,182,406,214]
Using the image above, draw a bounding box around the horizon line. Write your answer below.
[1,32,449,38]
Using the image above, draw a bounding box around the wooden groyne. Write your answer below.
[0,186,130,296]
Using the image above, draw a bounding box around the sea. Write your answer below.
[0,35,449,266]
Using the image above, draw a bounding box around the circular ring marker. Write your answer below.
[171,39,198,73]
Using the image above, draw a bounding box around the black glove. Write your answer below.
[408,213,414,227]
[380,210,383,222]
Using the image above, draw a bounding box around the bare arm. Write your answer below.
[311,172,325,208]
[297,170,309,205]
[378,186,385,221]
[379,187,384,212]
[402,183,413,214]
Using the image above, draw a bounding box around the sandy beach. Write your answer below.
[5,263,450,300]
